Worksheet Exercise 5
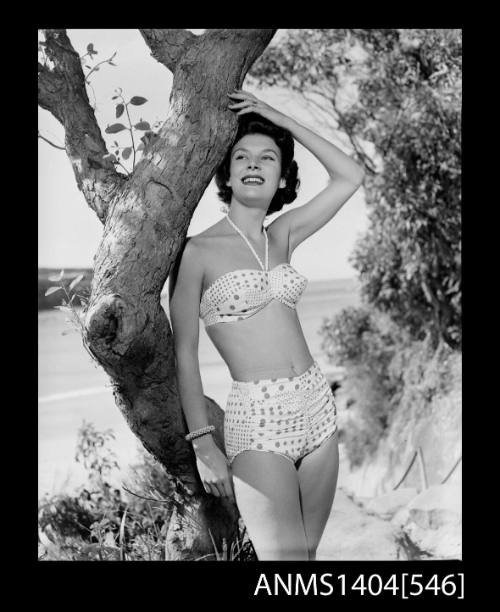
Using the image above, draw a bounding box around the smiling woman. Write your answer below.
[168,90,364,561]
[215,113,299,216]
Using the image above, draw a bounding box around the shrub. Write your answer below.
[320,304,460,468]
[38,423,256,561]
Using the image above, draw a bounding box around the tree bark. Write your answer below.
[38,28,276,559]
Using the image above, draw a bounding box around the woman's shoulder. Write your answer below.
[189,219,233,248]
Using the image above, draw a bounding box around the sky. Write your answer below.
[38,29,368,280]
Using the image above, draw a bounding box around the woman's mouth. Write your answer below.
[241,175,265,185]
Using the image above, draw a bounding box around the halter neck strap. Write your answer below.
[225,213,268,272]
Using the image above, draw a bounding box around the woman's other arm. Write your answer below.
[229,90,365,252]
[169,238,209,434]
[168,239,234,499]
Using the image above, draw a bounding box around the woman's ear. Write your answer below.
[279,178,286,189]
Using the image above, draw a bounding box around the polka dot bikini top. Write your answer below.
[200,214,308,327]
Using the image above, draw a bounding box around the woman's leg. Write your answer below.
[230,450,309,560]
[297,432,339,560]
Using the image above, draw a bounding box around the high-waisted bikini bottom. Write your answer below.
[224,360,337,466]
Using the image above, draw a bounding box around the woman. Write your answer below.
[169,90,364,560]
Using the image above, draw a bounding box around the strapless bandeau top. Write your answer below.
[199,215,308,327]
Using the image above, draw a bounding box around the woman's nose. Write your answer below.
[248,159,260,169]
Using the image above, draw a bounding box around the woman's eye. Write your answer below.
[262,156,275,160]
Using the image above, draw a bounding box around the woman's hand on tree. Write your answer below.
[228,89,291,129]
[193,437,235,500]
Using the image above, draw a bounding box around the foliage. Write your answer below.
[250,29,461,350]
[75,421,120,487]
[43,269,90,338]
[104,87,161,174]
[320,305,460,467]
[38,423,257,561]
[38,268,92,310]
[320,306,408,466]
[38,37,161,174]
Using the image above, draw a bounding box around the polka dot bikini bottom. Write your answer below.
[224,360,337,466]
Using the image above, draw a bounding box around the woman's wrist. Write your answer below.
[191,433,217,453]
[185,424,215,442]
[281,115,299,133]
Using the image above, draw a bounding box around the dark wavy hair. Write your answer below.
[215,113,300,215]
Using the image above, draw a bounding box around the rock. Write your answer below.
[396,482,461,559]
[408,482,461,529]
[365,487,418,520]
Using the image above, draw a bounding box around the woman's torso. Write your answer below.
[195,218,313,382]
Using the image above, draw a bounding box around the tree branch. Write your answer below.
[38,29,125,224]
[303,89,378,175]
[139,29,197,72]
[38,130,65,150]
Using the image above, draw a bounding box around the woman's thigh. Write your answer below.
[230,450,309,560]
[297,432,339,559]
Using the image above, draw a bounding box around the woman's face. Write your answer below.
[227,133,286,206]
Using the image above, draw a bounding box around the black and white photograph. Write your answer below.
[38,28,462,565]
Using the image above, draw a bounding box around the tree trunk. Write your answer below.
[39,28,276,559]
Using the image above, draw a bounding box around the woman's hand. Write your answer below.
[192,435,235,500]
[227,89,292,129]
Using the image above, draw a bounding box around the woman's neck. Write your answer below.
[226,203,267,240]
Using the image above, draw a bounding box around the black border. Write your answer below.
[30,20,467,603]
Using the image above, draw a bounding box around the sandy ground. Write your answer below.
[317,487,404,560]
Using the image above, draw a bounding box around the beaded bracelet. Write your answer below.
[185,425,215,442]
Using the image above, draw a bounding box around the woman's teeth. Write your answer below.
[242,178,264,184]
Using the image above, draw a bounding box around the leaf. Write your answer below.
[129,96,148,106]
[122,147,132,160]
[87,43,94,53]
[69,274,85,291]
[137,143,144,151]
[108,61,117,66]
[103,153,117,162]
[134,121,151,131]
[45,287,62,296]
[112,96,118,100]
[115,104,125,119]
[48,270,64,282]
[105,123,127,134]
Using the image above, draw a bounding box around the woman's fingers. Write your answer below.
[222,478,235,500]
[216,482,228,498]
[236,107,259,116]
[227,91,257,101]
[208,483,221,497]
[228,100,253,109]
[204,479,235,499]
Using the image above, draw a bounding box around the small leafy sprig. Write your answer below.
[103,89,153,173]
[75,421,119,485]
[78,43,118,110]
[80,43,117,84]
[44,270,88,337]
